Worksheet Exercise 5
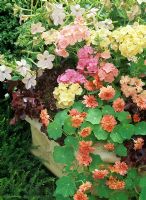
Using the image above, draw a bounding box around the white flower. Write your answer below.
[137,0,146,4]
[22,73,36,90]
[0,65,12,82]
[86,8,98,18]
[31,22,45,34]
[96,19,114,30]
[70,4,85,17]
[51,4,66,26]
[16,59,30,76]
[37,50,55,69]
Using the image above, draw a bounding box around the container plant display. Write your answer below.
[1,0,146,199]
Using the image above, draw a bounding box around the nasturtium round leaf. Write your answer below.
[89,154,102,172]
[93,125,109,140]
[53,146,74,164]
[116,111,131,123]
[64,136,78,150]
[86,108,102,125]
[110,126,124,143]
[102,105,115,116]
[119,124,135,140]
[109,192,128,200]
[115,144,127,157]
[63,117,76,135]
[95,181,110,198]
[72,101,84,112]
[47,121,62,140]
[54,109,68,125]
[135,122,146,135]
[80,121,93,129]
[55,176,76,197]
[56,195,70,200]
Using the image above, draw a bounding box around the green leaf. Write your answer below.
[89,154,102,172]
[93,125,109,140]
[116,111,131,123]
[55,176,76,197]
[119,124,135,139]
[140,187,146,200]
[96,181,111,198]
[54,110,68,125]
[109,192,128,200]
[115,144,127,157]
[53,146,74,164]
[47,121,62,140]
[63,117,76,135]
[56,195,70,200]
[139,176,146,188]
[102,105,115,116]
[86,108,102,125]
[110,126,124,143]
[135,122,146,135]
[64,136,78,151]
[72,101,84,112]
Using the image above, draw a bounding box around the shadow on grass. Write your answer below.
[0,99,56,200]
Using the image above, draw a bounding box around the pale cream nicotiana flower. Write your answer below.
[51,4,66,26]
[16,59,30,76]
[137,0,146,4]
[22,72,36,90]
[0,65,12,82]
[31,22,45,34]
[70,4,85,17]
[37,50,55,69]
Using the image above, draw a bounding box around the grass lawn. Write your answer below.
[0,98,55,200]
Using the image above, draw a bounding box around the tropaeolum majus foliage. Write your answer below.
[47,45,146,200]
[0,0,146,200]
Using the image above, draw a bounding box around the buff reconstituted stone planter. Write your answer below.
[26,116,120,178]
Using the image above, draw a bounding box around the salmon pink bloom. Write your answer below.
[40,109,50,126]
[101,115,117,132]
[106,176,125,190]
[112,98,125,112]
[134,138,144,150]
[82,95,98,108]
[74,191,88,200]
[79,127,92,137]
[133,113,141,122]
[104,143,115,151]
[92,169,109,179]
[76,141,95,166]
[78,181,92,192]
[99,86,115,101]
[70,110,87,128]
[110,161,128,176]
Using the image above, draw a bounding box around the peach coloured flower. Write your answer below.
[134,138,144,151]
[132,92,146,110]
[82,95,98,108]
[104,143,115,151]
[40,109,50,126]
[76,141,95,166]
[78,181,92,193]
[100,115,117,132]
[112,98,125,112]
[31,22,45,34]
[98,86,115,101]
[106,176,125,190]
[100,51,111,59]
[74,191,88,200]
[79,127,92,137]
[110,161,128,176]
[92,169,109,179]
[133,113,141,122]
[98,63,118,83]
[55,48,69,58]
[71,111,87,128]
[84,80,96,91]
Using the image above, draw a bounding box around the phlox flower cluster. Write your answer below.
[92,169,109,179]
[109,161,128,176]
[57,69,86,84]
[79,127,92,138]
[120,76,146,110]
[40,109,50,127]
[53,83,82,108]
[106,176,125,190]
[74,181,92,200]
[100,115,117,132]
[110,23,146,58]
[56,18,90,57]
[76,141,95,166]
